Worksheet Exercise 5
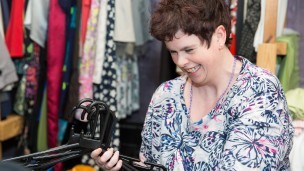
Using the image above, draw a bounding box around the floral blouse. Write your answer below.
[139,57,294,171]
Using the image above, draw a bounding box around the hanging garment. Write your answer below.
[58,0,79,146]
[12,28,33,75]
[113,0,135,42]
[131,0,153,46]
[47,0,66,151]
[253,0,288,52]
[113,1,140,118]
[58,0,77,119]
[37,84,48,152]
[0,0,10,33]
[5,0,24,57]
[13,28,33,116]
[13,75,26,115]
[93,0,117,116]
[80,0,91,45]
[82,0,119,168]
[16,42,41,155]
[31,45,47,153]
[24,43,40,152]
[286,0,304,87]
[285,88,304,120]
[229,0,237,55]
[289,120,304,171]
[252,0,265,53]
[0,33,18,90]
[78,0,101,104]
[115,43,139,119]
[238,0,261,63]
[24,0,49,47]
[13,29,40,155]
[0,1,4,37]
[235,0,244,54]
[276,0,288,37]
[62,0,82,121]
[130,50,140,112]
[46,0,67,169]
[92,0,108,84]
[277,30,300,92]
[0,92,11,119]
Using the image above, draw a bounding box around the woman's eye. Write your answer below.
[169,51,177,55]
[185,49,193,53]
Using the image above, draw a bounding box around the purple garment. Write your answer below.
[287,0,304,86]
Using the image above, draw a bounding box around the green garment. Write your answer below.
[277,32,300,92]
[285,88,304,120]
[37,86,47,151]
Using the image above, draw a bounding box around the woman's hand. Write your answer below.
[90,148,123,171]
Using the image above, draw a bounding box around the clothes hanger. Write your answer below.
[1,98,166,171]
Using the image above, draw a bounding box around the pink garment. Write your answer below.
[293,120,304,136]
[78,0,100,101]
[5,0,24,57]
[47,0,66,170]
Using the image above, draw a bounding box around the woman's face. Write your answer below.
[165,30,220,86]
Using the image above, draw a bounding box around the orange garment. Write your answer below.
[69,164,95,171]
[5,0,24,57]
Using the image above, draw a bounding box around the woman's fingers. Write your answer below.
[111,160,123,171]
[99,148,114,164]
[90,148,122,171]
[106,150,120,168]
[90,148,102,159]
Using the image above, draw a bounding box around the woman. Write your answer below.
[91,0,294,170]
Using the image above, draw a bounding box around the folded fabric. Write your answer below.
[285,88,304,120]
[277,30,300,92]
[289,129,304,171]
[293,120,304,128]
[292,120,304,136]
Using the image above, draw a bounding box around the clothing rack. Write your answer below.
[256,0,287,73]
[0,0,287,162]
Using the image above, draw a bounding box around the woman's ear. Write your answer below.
[215,25,227,49]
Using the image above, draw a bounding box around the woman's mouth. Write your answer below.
[186,65,201,73]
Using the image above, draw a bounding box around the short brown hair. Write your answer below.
[150,0,232,48]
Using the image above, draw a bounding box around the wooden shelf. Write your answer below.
[0,114,23,141]
[0,114,24,160]
[256,0,287,73]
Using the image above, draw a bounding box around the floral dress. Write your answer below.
[139,57,294,171]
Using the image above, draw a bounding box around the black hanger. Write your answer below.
[1,98,167,171]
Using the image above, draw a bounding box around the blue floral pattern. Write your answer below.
[140,57,294,170]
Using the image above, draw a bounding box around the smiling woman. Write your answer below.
[90,0,294,170]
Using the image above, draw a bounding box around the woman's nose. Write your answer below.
[175,54,189,67]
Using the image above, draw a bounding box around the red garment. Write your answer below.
[5,0,24,57]
[81,0,91,45]
[229,0,237,55]
[47,0,66,170]
[230,33,236,55]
